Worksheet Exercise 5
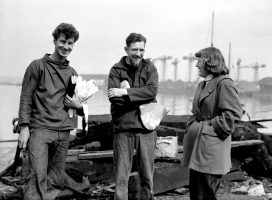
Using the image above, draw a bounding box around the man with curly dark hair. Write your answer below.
[18,23,87,200]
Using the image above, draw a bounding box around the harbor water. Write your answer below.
[1,84,272,141]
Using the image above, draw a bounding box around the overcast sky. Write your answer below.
[0,0,271,82]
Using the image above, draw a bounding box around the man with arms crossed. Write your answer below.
[108,33,158,200]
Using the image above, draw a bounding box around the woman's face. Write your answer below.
[196,58,210,78]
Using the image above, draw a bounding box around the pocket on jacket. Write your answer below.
[198,126,231,158]
[202,121,218,137]
[199,133,222,155]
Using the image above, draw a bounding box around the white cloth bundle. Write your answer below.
[139,103,168,130]
[74,76,98,103]
[119,80,168,130]
[68,76,99,131]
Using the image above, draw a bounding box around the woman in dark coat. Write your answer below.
[182,47,243,200]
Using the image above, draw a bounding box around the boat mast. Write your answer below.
[211,11,214,47]
[228,42,231,69]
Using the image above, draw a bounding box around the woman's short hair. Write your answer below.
[195,47,229,75]
[126,33,146,47]
[52,23,79,42]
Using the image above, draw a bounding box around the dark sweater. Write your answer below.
[19,54,78,131]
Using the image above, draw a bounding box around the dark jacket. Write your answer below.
[19,54,79,131]
[108,56,158,132]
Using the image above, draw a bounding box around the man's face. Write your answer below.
[54,33,75,59]
[125,41,145,67]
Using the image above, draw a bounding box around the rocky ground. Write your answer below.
[1,176,271,200]
[155,177,272,200]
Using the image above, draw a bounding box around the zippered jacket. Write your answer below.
[108,56,159,132]
[19,54,79,130]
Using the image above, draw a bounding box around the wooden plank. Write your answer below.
[67,149,86,156]
[231,140,264,148]
[86,114,191,131]
[78,150,136,160]
[77,140,263,160]
[78,150,114,159]
[177,140,263,153]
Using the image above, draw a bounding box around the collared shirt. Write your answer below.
[204,74,214,83]
[204,74,214,87]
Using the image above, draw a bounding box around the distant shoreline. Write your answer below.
[0,76,23,86]
[0,82,21,86]
[1,76,272,97]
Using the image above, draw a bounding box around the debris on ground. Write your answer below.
[2,115,272,199]
[231,177,266,196]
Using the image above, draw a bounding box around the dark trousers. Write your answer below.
[24,128,70,200]
[113,130,156,200]
[189,169,222,200]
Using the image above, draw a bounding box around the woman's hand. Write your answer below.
[202,121,217,137]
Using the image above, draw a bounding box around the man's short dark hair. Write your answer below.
[52,23,79,42]
[195,47,229,76]
[126,33,146,47]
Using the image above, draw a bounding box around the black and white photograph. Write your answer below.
[0,0,272,199]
